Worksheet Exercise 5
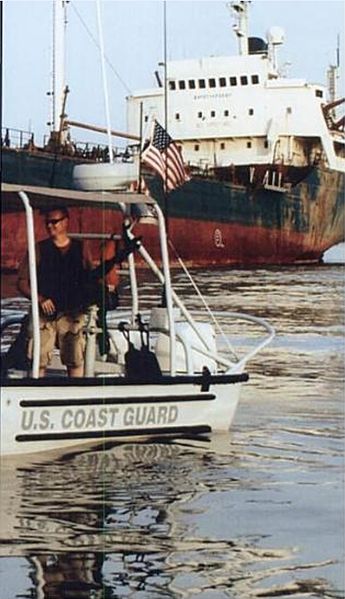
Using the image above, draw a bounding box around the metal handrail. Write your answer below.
[107,308,274,374]
[190,309,275,368]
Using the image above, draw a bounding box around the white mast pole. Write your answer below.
[96,0,113,163]
[229,1,249,56]
[18,192,40,379]
[52,0,66,134]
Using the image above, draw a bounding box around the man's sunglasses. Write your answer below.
[45,216,66,226]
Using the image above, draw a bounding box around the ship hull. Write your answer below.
[1,149,344,268]
[153,166,345,266]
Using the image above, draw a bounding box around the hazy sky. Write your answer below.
[2,0,345,145]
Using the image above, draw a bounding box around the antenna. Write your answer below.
[96,0,113,163]
[51,1,68,138]
[327,35,341,107]
[227,1,250,55]
[163,0,169,232]
[267,26,285,72]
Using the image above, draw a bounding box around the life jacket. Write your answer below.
[37,238,87,312]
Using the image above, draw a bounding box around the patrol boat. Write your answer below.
[1,183,274,456]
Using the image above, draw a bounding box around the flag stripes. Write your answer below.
[141,121,190,192]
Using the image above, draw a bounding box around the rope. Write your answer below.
[70,2,132,95]
[167,239,238,360]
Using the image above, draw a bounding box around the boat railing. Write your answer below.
[105,307,274,376]
[189,310,275,370]
[103,315,232,376]
[0,306,274,379]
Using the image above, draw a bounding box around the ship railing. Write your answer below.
[2,126,140,162]
[42,136,135,161]
[1,127,34,150]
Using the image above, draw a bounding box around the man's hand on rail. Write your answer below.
[39,297,56,316]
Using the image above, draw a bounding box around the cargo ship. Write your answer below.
[2,1,344,269]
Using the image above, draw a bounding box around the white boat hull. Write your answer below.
[1,377,244,455]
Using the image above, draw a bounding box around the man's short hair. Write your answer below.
[41,206,69,218]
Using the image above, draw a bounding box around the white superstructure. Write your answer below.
[126,2,344,173]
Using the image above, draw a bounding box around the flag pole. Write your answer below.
[163,0,169,234]
[138,101,143,193]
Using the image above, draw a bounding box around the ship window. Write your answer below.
[144,115,149,122]
[189,79,196,89]
[198,111,203,118]
[219,77,227,87]
[175,113,180,120]
[251,75,259,84]
[224,109,229,116]
[315,89,323,98]
[287,107,292,114]
[178,80,186,90]
[169,81,176,91]
[240,76,248,85]
[198,79,206,88]
[249,108,254,115]
[209,78,216,88]
[247,141,252,148]
[264,140,268,148]
[220,142,225,150]
[211,110,216,117]
[194,144,200,151]
[230,76,237,86]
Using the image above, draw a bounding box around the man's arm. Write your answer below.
[17,254,33,299]
[89,235,142,281]
[82,240,94,271]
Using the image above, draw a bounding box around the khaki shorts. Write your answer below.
[28,313,86,369]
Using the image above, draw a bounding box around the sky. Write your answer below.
[2,0,345,146]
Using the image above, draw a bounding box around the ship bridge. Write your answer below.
[127,51,329,171]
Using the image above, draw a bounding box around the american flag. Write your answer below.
[141,121,190,192]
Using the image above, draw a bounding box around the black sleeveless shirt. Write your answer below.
[37,239,87,312]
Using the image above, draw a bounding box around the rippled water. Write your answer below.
[0,264,344,599]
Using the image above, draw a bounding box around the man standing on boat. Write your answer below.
[17,207,141,378]
[17,206,94,378]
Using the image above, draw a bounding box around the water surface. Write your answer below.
[0,265,344,598]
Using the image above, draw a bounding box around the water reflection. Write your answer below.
[1,426,343,598]
[1,442,241,598]
[1,265,344,598]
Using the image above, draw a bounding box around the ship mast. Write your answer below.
[50,0,68,145]
[228,1,250,56]
[327,35,340,116]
